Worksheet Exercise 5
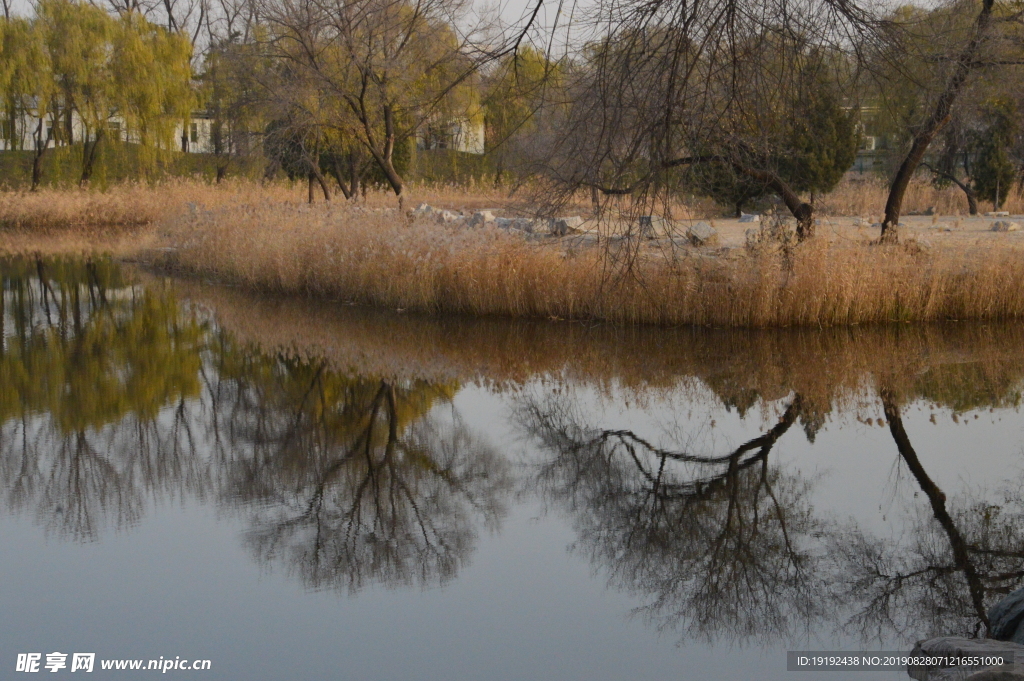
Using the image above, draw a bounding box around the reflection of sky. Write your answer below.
[5,372,1018,680]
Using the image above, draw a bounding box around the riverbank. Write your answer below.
[152,200,1024,327]
[5,180,1024,327]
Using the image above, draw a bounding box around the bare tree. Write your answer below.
[248,0,485,200]
[519,0,879,239]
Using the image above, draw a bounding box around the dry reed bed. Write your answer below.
[0,180,513,233]
[172,278,1024,415]
[822,176,1024,217]
[159,201,1024,328]
[0,176,1013,235]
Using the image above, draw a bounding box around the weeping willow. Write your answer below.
[0,0,196,188]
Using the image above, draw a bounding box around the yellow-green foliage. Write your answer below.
[0,14,51,150]
[0,258,204,431]
[1,1,195,183]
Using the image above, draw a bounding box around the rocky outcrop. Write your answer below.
[907,637,1024,681]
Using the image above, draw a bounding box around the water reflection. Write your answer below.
[4,256,1024,651]
[205,356,511,591]
[519,392,825,643]
[829,387,1024,643]
[0,257,204,540]
[0,257,510,593]
[518,376,1024,646]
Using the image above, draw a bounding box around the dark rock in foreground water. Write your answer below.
[908,637,1024,681]
[991,587,1024,644]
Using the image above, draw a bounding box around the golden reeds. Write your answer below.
[5,178,1024,328]
[158,199,1024,328]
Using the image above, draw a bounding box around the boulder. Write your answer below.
[991,221,1021,232]
[494,217,514,230]
[550,216,583,236]
[435,210,462,224]
[686,221,718,246]
[638,215,672,237]
[469,210,496,227]
[739,213,760,223]
[412,203,434,217]
[990,587,1024,643]
[908,637,1024,681]
[744,228,761,249]
[512,218,535,233]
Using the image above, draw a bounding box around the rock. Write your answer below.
[739,213,760,223]
[512,218,535,233]
[435,210,462,224]
[412,203,434,216]
[549,216,583,236]
[494,217,514,230]
[926,206,937,215]
[990,587,1024,643]
[991,221,1021,232]
[469,210,496,227]
[638,215,672,237]
[855,217,872,228]
[907,637,1024,681]
[686,221,718,246]
[744,228,761,248]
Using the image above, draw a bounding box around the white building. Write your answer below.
[0,103,216,154]
[416,115,485,155]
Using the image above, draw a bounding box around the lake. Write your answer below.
[3,255,1023,680]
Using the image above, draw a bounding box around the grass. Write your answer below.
[4,177,1024,328]
[156,198,1024,327]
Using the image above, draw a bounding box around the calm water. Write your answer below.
[3,256,1024,680]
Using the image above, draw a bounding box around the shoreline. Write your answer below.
[4,182,1024,329]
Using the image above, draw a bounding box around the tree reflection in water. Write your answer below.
[5,256,1024,645]
[519,382,1024,646]
[517,391,830,643]
[0,257,512,592]
[828,387,1024,643]
[0,257,205,540]
[205,355,513,592]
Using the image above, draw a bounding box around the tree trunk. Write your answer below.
[881,0,995,243]
[329,157,353,199]
[315,169,331,201]
[80,127,105,188]
[922,162,978,215]
[350,152,361,200]
[30,118,54,192]
[732,162,813,239]
[308,172,315,203]
[361,104,404,196]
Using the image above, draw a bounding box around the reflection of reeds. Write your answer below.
[174,277,1024,414]
[160,200,1024,327]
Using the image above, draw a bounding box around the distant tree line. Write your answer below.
[3,0,1024,239]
